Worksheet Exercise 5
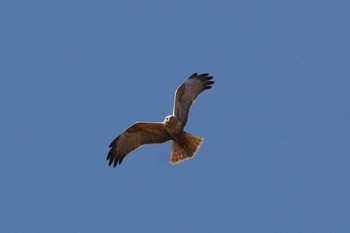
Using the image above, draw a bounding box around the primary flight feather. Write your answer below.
[107,73,214,167]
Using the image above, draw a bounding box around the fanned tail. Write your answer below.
[170,132,203,164]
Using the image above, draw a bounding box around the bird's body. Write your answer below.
[164,115,182,134]
[107,73,214,167]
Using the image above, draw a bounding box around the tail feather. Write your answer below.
[170,132,203,164]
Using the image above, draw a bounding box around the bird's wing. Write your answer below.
[173,73,214,127]
[107,122,171,167]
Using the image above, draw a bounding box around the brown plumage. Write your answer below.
[107,73,214,167]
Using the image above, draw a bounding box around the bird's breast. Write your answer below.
[165,121,182,133]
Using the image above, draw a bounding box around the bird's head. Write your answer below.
[164,115,182,131]
[164,115,176,123]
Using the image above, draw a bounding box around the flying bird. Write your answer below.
[107,73,214,167]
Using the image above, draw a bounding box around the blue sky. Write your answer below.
[1,1,350,232]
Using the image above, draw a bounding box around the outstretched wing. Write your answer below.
[173,73,214,127]
[107,122,171,167]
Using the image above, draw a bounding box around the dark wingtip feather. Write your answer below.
[204,78,214,88]
[196,73,212,79]
[189,72,214,91]
[107,149,116,166]
[107,135,124,168]
[189,73,198,79]
[189,73,214,81]
[109,136,120,148]
[113,158,118,167]
[108,157,113,166]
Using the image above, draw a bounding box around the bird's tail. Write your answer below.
[169,132,203,164]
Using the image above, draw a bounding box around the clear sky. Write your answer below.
[1,1,350,232]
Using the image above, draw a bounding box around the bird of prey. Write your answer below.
[107,73,214,167]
